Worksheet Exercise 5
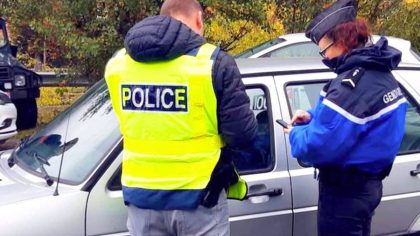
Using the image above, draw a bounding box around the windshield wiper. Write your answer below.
[30,151,54,186]
[8,137,29,168]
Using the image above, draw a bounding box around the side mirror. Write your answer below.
[10,45,18,58]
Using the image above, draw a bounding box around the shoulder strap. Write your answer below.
[196,43,219,60]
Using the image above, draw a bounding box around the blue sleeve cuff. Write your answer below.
[307,109,315,121]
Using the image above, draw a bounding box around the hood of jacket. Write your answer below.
[124,15,205,62]
[323,37,402,73]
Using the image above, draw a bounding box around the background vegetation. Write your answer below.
[0,0,418,82]
[0,0,418,146]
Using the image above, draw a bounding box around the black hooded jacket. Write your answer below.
[124,16,257,148]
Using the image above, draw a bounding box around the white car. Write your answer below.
[1,56,420,235]
[0,90,17,143]
[236,33,420,65]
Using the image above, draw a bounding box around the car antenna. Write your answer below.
[53,116,72,196]
[53,151,64,196]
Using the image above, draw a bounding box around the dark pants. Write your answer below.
[318,170,383,236]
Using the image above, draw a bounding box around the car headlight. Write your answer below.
[14,74,26,87]
[0,92,11,105]
[4,82,12,90]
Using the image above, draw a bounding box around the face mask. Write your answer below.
[322,54,346,72]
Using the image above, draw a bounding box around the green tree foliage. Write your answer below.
[365,0,419,50]
[274,0,330,33]
[273,0,419,50]
[1,0,163,81]
[0,0,418,82]
[205,2,284,55]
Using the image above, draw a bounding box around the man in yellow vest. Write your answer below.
[105,0,257,235]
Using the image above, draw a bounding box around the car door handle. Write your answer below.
[245,188,283,199]
[410,169,420,176]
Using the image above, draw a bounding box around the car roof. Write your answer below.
[279,33,412,47]
[236,57,420,77]
[274,33,420,65]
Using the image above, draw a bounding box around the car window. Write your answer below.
[231,87,274,174]
[399,97,420,154]
[262,42,320,59]
[285,81,420,154]
[108,165,122,191]
[15,80,121,185]
[235,38,286,59]
[285,82,325,116]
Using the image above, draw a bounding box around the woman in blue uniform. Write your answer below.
[284,0,407,235]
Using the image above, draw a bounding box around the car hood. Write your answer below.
[0,150,75,206]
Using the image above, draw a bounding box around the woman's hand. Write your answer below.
[291,110,311,125]
[283,125,293,134]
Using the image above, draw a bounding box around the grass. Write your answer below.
[16,87,87,140]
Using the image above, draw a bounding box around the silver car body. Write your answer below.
[0,57,420,236]
[0,91,17,142]
[237,33,420,66]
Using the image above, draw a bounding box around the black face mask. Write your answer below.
[322,54,347,72]
[322,57,337,70]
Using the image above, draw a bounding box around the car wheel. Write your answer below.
[14,98,38,130]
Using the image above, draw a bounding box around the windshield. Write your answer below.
[235,38,285,58]
[14,80,121,185]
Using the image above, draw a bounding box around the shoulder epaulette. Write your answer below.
[341,67,365,89]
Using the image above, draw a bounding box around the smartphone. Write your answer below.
[276,119,289,128]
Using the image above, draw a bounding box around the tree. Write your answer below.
[205,1,284,54]
[364,0,420,50]
[1,0,418,84]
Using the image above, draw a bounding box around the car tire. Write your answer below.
[14,99,38,130]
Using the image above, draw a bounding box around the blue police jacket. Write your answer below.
[289,37,407,174]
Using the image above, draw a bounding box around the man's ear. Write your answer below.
[195,11,204,36]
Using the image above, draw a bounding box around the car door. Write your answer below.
[371,70,420,235]
[54,81,127,236]
[85,76,293,236]
[276,70,420,235]
[229,76,293,236]
[85,147,128,236]
[275,71,335,236]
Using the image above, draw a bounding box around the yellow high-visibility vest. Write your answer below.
[105,43,246,209]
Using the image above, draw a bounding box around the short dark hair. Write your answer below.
[160,0,203,17]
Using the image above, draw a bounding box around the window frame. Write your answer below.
[107,165,122,191]
[397,83,420,155]
[283,79,420,156]
[234,84,276,175]
[283,80,330,119]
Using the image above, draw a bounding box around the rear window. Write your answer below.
[235,38,285,58]
[261,42,320,59]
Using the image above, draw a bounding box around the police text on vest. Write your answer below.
[121,84,188,112]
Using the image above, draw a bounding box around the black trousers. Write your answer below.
[317,171,383,236]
